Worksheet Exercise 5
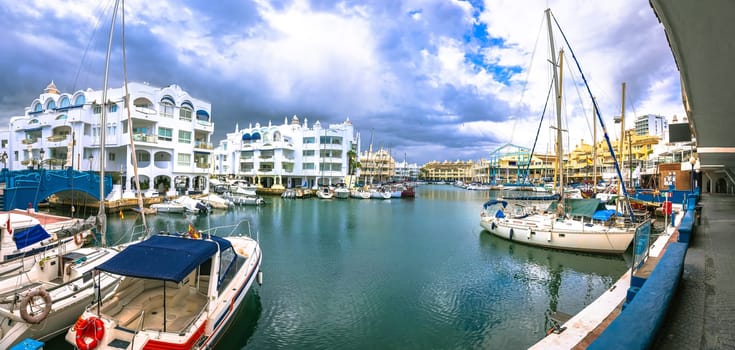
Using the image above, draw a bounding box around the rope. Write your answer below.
[550,11,635,222]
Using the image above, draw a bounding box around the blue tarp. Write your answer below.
[96,235,231,282]
[14,224,51,250]
[592,209,618,221]
[483,200,508,209]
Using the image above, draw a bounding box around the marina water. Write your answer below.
[49,185,628,349]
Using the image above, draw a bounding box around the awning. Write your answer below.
[242,133,251,141]
[14,224,51,250]
[251,132,261,140]
[96,235,231,282]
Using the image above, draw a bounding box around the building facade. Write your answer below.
[8,81,214,197]
[213,116,360,189]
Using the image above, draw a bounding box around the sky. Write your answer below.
[0,0,685,165]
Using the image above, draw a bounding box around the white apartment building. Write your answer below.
[213,115,360,189]
[635,114,669,138]
[8,81,214,197]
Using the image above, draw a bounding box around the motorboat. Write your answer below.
[316,187,334,199]
[150,201,186,214]
[66,226,262,350]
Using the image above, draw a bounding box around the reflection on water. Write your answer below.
[47,186,628,349]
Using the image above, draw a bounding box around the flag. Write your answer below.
[188,223,201,239]
[6,215,11,236]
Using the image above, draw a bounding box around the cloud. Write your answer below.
[0,0,684,165]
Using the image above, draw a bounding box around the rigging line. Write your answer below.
[550,11,634,221]
[509,11,547,144]
[71,0,115,92]
[524,78,555,177]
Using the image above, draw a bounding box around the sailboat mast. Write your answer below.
[592,97,598,193]
[618,82,626,214]
[545,8,563,196]
[97,0,122,247]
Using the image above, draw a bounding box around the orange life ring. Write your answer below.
[75,316,105,350]
[74,231,84,245]
[20,288,52,324]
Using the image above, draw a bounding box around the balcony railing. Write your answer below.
[194,141,213,150]
[133,133,158,143]
[47,135,68,142]
[21,138,38,145]
[195,163,210,169]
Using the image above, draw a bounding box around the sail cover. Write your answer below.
[13,224,51,250]
[96,235,231,282]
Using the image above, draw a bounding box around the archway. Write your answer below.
[175,175,190,195]
[131,175,150,191]
[154,175,171,195]
[193,175,207,193]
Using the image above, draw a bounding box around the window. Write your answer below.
[93,105,102,114]
[46,100,56,110]
[110,104,118,112]
[59,96,70,108]
[303,137,315,144]
[178,130,191,143]
[303,163,315,170]
[74,95,86,106]
[180,107,192,121]
[177,153,191,165]
[109,153,116,161]
[158,127,173,141]
[160,102,174,118]
[303,150,315,156]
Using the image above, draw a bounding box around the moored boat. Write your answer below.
[65,227,262,350]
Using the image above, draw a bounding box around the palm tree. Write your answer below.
[347,150,360,175]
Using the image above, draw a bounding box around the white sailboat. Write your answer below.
[480,8,648,255]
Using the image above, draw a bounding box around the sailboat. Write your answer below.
[480,8,649,255]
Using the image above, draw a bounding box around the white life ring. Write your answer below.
[20,288,52,324]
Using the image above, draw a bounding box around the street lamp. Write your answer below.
[39,149,45,170]
[689,156,697,193]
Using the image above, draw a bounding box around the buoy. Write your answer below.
[118,210,124,219]
[257,270,263,286]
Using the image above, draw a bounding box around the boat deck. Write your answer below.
[102,280,208,333]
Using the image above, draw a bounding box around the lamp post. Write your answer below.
[39,149,45,170]
[88,154,94,171]
[689,156,697,193]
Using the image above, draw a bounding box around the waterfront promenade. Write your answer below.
[654,193,735,349]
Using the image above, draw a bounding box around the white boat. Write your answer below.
[225,188,265,205]
[66,227,262,350]
[150,201,186,213]
[0,245,122,348]
[369,187,392,199]
[480,198,643,254]
[333,187,350,199]
[316,187,334,199]
[350,188,371,199]
[199,193,233,210]
[0,210,94,264]
[480,9,649,255]
[172,196,209,213]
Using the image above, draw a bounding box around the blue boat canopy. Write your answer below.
[483,200,508,209]
[592,209,619,221]
[14,224,51,250]
[96,235,232,282]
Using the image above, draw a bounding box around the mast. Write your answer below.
[545,8,564,197]
[121,0,148,233]
[592,97,598,193]
[618,82,626,214]
[97,0,122,247]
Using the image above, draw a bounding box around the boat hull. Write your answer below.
[479,216,636,254]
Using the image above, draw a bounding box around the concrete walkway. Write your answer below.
[654,194,735,349]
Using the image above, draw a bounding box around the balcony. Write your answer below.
[21,138,38,145]
[47,135,68,142]
[195,163,210,169]
[194,141,213,150]
[133,134,158,143]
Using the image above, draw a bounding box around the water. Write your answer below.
[48,186,628,349]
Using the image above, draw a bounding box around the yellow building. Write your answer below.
[420,160,474,182]
[359,148,395,184]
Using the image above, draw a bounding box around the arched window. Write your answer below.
[59,96,70,108]
[46,100,56,110]
[74,95,86,106]
[32,103,42,112]
[160,97,174,118]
